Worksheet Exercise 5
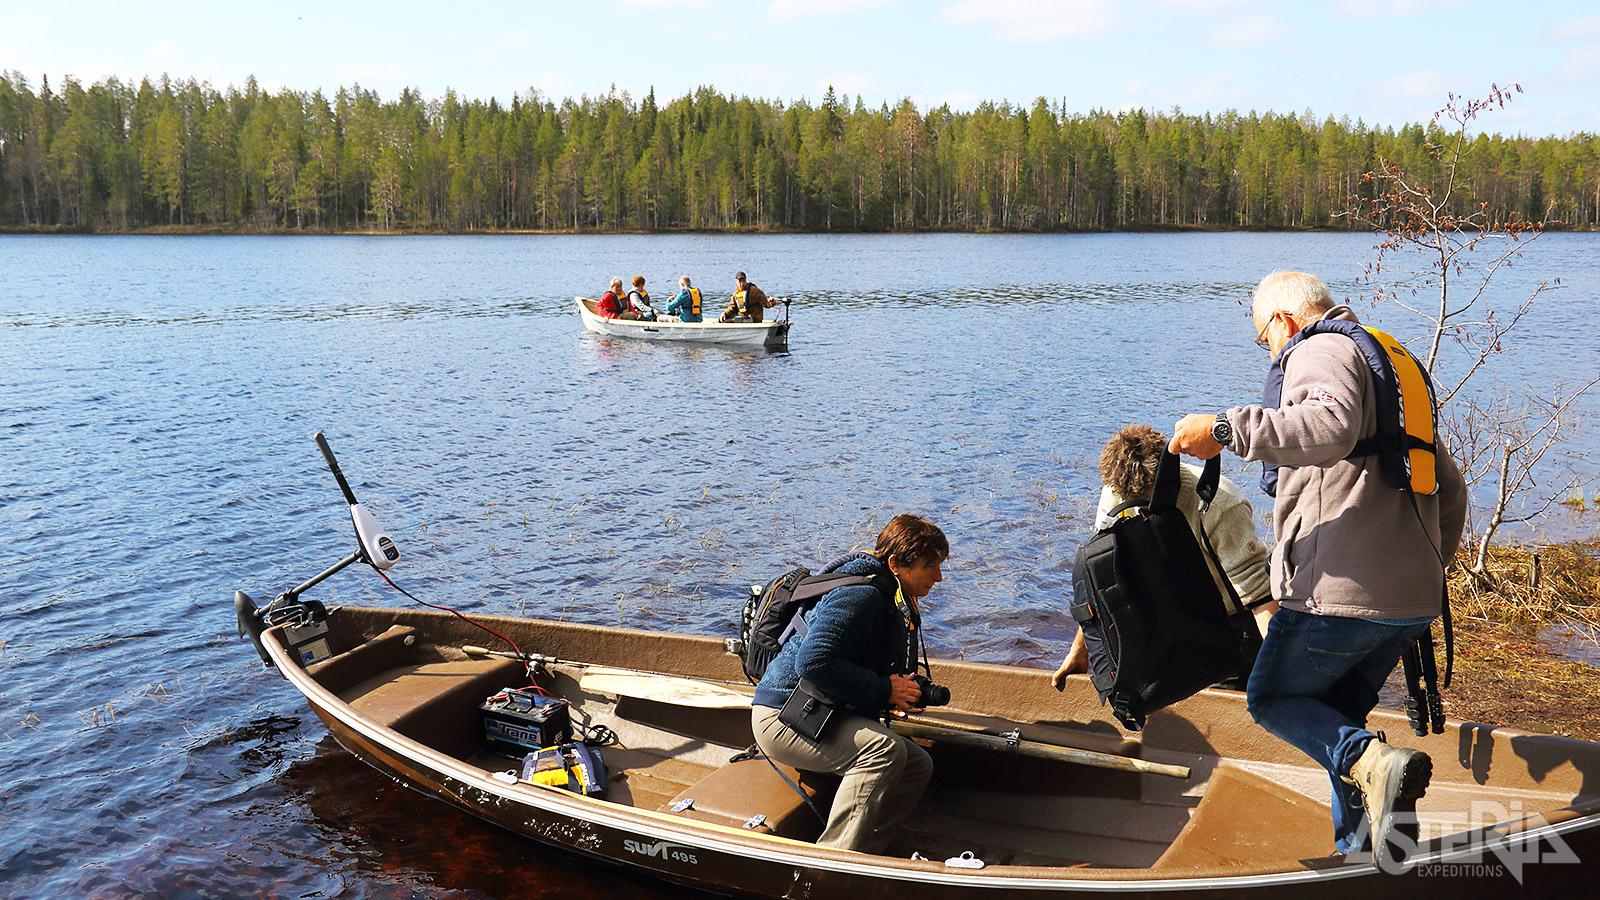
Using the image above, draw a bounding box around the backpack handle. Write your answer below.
[1153,450,1221,511]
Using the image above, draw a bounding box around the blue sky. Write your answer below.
[4,0,1597,135]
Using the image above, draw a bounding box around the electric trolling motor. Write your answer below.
[235,432,399,667]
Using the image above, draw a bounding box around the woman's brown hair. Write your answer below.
[1099,423,1165,502]
[872,514,949,567]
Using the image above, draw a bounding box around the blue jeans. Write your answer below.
[1245,608,1435,854]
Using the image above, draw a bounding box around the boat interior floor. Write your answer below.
[315,647,1242,870]
[307,630,1583,873]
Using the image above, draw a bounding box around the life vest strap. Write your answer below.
[1260,321,1440,496]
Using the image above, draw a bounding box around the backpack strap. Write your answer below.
[777,572,881,645]
[1106,498,1145,519]
[1191,454,1262,670]
[1191,454,1221,508]
[1150,448,1184,511]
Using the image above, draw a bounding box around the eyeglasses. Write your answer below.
[1253,312,1277,350]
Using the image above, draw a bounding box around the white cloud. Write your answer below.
[1204,14,1289,48]
[149,40,183,67]
[1149,0,1254,13]
[937,0,1115,43]
[1543,15,1600,40]
[767,0,893,21]
[496,32,532,49]
[620,0,719,10]
[1371,69,1463,101]
[1550,45,1600,90]
[1330,0,1462,16]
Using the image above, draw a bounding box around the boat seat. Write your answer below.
[307,625,418,695]
[343,657,525,760]
[659,756,837,841]
[1150,764,1331,870]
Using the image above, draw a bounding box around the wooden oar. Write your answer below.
[490,652,1192,780]
[888,720,1190,779]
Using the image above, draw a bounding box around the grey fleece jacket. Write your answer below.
[1224,306,1468,619]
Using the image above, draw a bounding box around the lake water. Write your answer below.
[3,232,1597,898]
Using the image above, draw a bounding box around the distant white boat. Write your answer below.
[576,297,790,349]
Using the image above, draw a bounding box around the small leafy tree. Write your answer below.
[1342,84,1599,586]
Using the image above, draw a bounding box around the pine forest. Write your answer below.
[4,72,1599,233]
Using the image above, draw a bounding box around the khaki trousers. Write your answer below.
[752,704,933,854]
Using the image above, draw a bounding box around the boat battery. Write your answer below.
[479,688,571,758]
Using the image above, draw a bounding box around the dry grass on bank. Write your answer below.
[1449,541,1600,627]
[1440,542,1600,741]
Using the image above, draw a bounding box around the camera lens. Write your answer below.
[913,674,951,707]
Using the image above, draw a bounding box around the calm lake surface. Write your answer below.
[3,232,1597,898]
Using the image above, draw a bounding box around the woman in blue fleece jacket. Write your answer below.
[751,514,948,854]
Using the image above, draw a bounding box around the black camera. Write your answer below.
[912,674,951,707]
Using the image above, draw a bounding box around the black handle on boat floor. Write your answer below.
[315,432,361,507]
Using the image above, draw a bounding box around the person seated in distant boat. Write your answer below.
[597,277,638,320]
[662,275,704,323]
[718,271,775,323]
[626,275,658,321]
[1051,424,1276,686]
[751,514,946,854]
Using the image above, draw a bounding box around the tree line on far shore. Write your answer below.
[3,72,1597,234]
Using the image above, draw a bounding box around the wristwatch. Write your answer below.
[1210,414,1233,447]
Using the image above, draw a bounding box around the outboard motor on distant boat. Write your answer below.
[235,432,400,667]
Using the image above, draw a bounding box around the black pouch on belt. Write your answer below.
[778,677,839,741]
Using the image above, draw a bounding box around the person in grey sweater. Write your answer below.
[1052,423,1275,686]
[1170,270,1467,869]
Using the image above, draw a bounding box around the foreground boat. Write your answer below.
[234,435,1598,897]
[576,296,791,348]
[235,596,1600,897]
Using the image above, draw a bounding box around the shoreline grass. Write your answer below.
[1444,541,1600,740]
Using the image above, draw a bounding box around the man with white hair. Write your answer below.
[1169,270,1467,868]
[596,277,638,320]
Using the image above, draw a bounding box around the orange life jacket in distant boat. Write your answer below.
[687,287,701,316]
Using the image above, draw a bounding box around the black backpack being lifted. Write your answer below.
[738,567,894,683]
[1070,450,1261,731]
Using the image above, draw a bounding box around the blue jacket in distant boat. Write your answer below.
[665,287,703,322]
[751,552,912,713]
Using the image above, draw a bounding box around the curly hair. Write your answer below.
[1098,424,1166,502]
[873,514,949,567]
